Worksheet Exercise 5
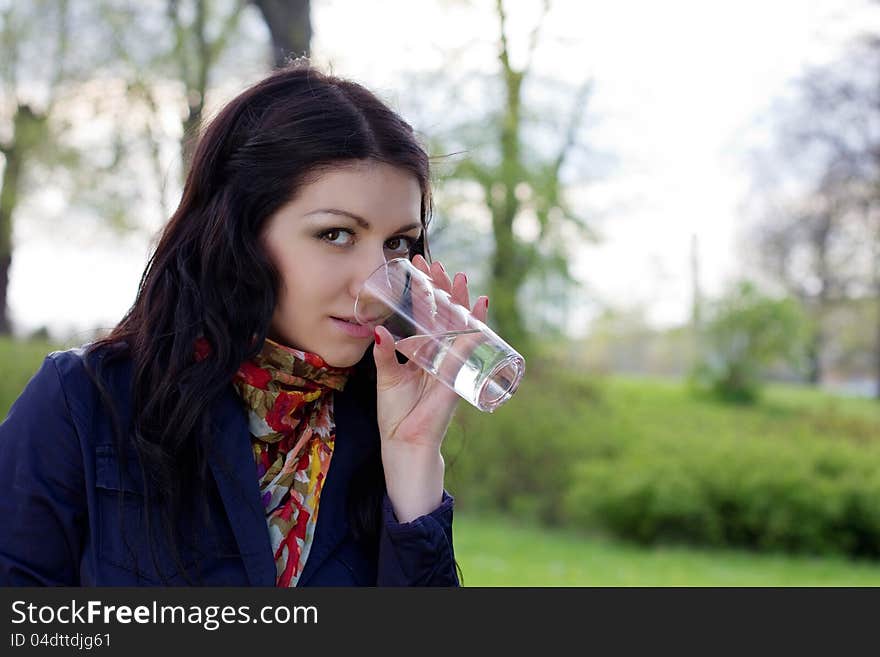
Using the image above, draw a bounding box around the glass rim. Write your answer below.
[362,256,413,280]
[477,354,525,411]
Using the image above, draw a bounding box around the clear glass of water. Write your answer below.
[353,257,525,413]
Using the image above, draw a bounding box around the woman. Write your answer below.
[0,61,488,586]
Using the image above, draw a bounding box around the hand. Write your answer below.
[372,254,489,521]
[372,254,488,448]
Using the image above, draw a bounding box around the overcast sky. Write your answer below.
[7,0,877,342]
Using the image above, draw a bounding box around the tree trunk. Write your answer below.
[0,146,22,336]
[0,105,41,335]
[489,208,530,353]
[179,0,210,177]
[252,0,311,68]
[181,101,203,177]
[875,296,880,400]
[489,30,533,354]
[0,254,9,335]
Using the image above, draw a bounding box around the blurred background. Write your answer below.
[2,0,880,585]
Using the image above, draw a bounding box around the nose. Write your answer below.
[349,250,391,304]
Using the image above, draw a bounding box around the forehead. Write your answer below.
[295,161,422,225]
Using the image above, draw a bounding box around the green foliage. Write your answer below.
[564,439,880,557]
[444,354,880,560]
[689,280,811,402]
[0,337,63,418]
[445,365,609,525]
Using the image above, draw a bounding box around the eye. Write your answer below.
[317,227,418,253]
[385,236,417,254]
[318,228,354,246]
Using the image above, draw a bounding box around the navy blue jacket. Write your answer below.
[0,346,459,586]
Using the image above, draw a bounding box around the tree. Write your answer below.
[105,0,312,177]
[0,0,77,334]
[101,0,257,179]
[747,33,880,397]
[251,0,311,68]
[752,167,864,385]
[690,281,810,403]
[430,0,596,356]
[163,0,250,172]
[1,0,302,337]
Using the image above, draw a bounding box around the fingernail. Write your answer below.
[484,297,489,309]
[463,273,468,284]
[374,329,381,346]
[438,262,447,274]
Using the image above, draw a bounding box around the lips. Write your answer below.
[330,317,375,338]
[333,315,383,326]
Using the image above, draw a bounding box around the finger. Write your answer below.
[413,256,454,328]
[430,260,453,294]
[372,325,405,390]
[451,271,470,311]
[429,262,456,332]
[441,296,486,369]
[412,253,431,275]
[472,295,489,323]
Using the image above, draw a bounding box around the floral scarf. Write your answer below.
[229,337,353,587]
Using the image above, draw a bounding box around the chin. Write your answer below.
[321,343,372,369]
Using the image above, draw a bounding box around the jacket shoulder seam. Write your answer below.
[46,352,85,447]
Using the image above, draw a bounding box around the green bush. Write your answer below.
[444,367,614,526]
[563,438,880,557]
[447,364,880,559]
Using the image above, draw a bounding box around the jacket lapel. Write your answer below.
[207,375,379,587]
[208,387,276,586]
[296,382,379,586]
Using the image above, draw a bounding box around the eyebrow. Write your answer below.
[305,208,421,234]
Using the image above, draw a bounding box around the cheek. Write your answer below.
[273,252,334,321]
[275,259,307,314]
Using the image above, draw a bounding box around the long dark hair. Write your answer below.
[84,60,436,584]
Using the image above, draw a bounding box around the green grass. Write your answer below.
[454,511,880,586]
[592,374,880,448]
[0,337,67,418]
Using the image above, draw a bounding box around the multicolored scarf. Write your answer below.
[229,338,353,587]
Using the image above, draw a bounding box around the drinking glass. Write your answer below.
[353,257,525,413]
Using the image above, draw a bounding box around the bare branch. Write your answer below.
[207,0,247,67]
[552,79,593,177]
[46,0,70,113]
[0,3,19,95]
[194,0,209,100]
[523,0,550,76]
[166,0,192,88]
[129,79,173,222]
[495,0,511,73]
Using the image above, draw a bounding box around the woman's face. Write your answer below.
[261,160,423,368]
